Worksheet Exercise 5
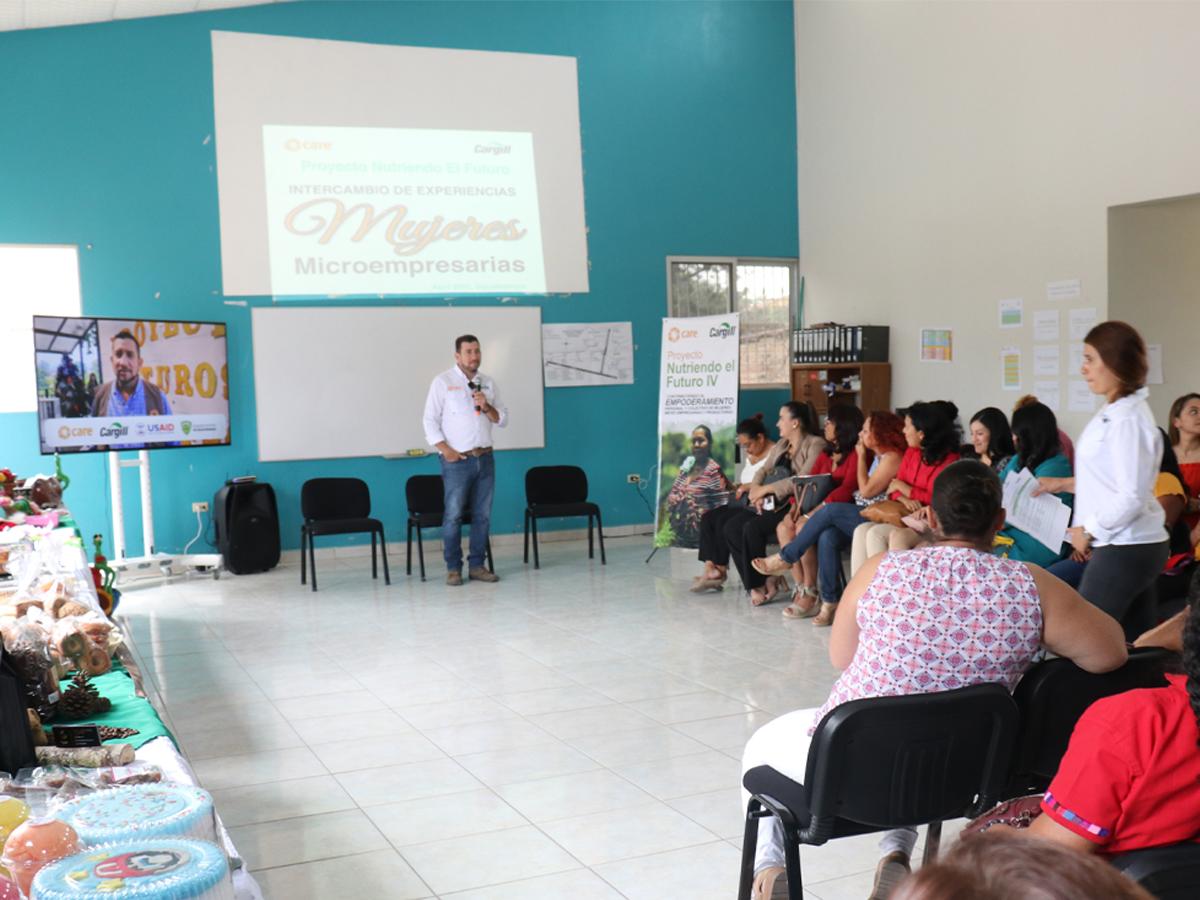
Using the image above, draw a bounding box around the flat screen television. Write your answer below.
[33,316,231,454]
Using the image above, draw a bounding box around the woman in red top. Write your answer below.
[774,406,867,612]
[850,401,961,572]
[1020,581,1200,856]
[1169,392,1200,536]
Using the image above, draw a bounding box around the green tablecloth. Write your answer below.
[51,659,174,750]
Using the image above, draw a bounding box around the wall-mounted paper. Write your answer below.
[1001,347,1021,390]
[1068,380,1097,413]
[1068,307,1097,341]
[1033,309,1059,342]
[920,327,953,363]
[542,321,635,387]
[999,298,1023,329]
[1033,345,1060,377]
[1034,380,1061,412]
[1147,343,1164,385]
[1046,278,1081,302]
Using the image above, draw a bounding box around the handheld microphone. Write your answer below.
[467,381,481,414]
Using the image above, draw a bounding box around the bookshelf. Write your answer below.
[791,362,892,416]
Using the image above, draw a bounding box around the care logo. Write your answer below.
[709,322,737,339]
[58,424,93,439]
[668,327,699,343]
[285,138,333,152]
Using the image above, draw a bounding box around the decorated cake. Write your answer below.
[30,839,232,900]
[56,786,216,845]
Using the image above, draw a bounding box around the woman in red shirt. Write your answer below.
[1022,582,1200,856]
[850,401,961,572]
[1169,392,1200,536]
[774,405,867,611]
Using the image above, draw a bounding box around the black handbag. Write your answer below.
[792,474,836,514]
[0,653,37,774]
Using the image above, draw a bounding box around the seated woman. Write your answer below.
[995,401,1073,566]
[968,406,1016,473]
[728,402,827,606]
[752,411,906,625]
[1015,393,1075,467]
[1016,577,1200,859]
[772,405,867,615]
[741,460,1128,900]
[1168,392,1200,533]
[852,401,960,569]
[691,415,773,592]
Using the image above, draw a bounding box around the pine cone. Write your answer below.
[57,672,112,720]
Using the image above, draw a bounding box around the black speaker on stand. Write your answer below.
[214,480,281,575]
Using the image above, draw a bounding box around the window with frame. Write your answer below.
[666,256,796,387]
[0,245,82,414]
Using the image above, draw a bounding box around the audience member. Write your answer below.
[691,415,773,592]
[996,401,1072,566]
[851,401,960,571]
[773,405,866,614]
[1035,322,1168,640]
[752,411,905,625]
[1018,577,1200,857]
[740,461,1127,900]
[968,407,1015,472]
[1015,394,1074,467]
[728,402,827,606]
[1168,391,1200,533]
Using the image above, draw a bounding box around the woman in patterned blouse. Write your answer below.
[740,460,1128,900]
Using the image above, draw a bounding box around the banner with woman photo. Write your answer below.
[655,313,740,548]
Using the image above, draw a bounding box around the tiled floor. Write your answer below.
[118,537,958,899]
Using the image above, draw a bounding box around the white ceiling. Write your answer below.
[0,0,289,32]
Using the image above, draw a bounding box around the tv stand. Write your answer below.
[108,450,223,584]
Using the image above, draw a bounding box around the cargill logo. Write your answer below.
[99,422,129,438]
[709,322,737,339]
[474,142,511,155]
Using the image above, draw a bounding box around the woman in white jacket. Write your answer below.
[1036,321,1169,639]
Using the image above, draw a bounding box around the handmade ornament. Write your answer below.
[0,873,19,900]
[57,785,217,845]
[0,817,80,896]
[34,745,135,767]
[57,672,110,720]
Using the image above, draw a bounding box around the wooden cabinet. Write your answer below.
[791,363,891,416]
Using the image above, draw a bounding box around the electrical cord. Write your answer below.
[630,463,659,518]
[182,507,205,555]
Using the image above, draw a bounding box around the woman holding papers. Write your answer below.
[997,401,1072,566]
[1036,322,1168,640]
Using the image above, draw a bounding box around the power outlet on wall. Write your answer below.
[191,501,210,513]
[626,474,641,484]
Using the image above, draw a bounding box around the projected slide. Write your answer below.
[212,31,589,297]
[263,126,545,295]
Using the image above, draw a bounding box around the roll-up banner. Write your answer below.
[654,314,740,549]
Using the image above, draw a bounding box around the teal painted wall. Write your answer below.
[0,0,798,554]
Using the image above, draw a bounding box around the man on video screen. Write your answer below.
[90,330,173,417]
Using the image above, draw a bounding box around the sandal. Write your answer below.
[752,554,792,576]
[689,577,725,593]
[766,576,792,602]
[813,601,837,627]
[782,587,819,618]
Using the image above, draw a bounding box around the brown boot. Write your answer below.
[868,851,911,900]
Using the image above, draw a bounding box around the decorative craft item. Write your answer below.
[57,785,216,846]
[0,800,30,847]
[57,672,111,721]
[30,838,233,900]
[34,744,136,767]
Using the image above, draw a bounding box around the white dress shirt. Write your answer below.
[422,365,508,454]
[1073,387,1166,546]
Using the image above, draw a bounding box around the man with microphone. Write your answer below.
[422,334,507,586]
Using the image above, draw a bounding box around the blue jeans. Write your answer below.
[441,453,495,571]
[779,502,862,603]
[1046,557,1086,589]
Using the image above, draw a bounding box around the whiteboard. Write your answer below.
[252,306,544,462]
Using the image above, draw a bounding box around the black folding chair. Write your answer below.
[405,474,493,581]
[523,465,605,569]
[1004,647,1174,798]
[737,684,1020,900]
[1112,843,1200,900]
[300,478,389,592]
